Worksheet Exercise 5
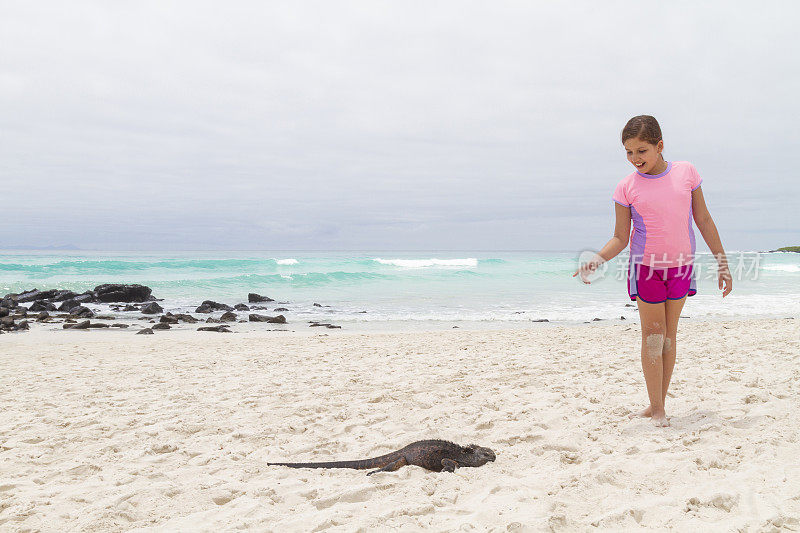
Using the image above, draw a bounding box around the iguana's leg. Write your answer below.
[440,458,459,472]
[366,457,407,476]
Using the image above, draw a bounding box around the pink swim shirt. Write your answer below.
[612,161,703,268]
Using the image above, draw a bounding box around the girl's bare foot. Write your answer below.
[629,405,653,419]
[651,408,669,427]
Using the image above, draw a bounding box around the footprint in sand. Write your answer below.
[312,488,371,510]
[685,493,739,512]
[211,489,242,506]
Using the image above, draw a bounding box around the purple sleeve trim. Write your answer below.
[691,180,703,191]
[612,198,631,207]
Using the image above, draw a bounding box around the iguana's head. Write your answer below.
[460,444,496,466]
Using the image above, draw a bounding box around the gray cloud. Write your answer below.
[1,1,798,250]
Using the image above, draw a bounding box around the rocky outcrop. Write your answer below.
[195,301,233,313]
[29,301,56,312]
[69,306,94,319]
[63,320,109,330]
[58,299,78,312]
[249,314,286,323]
[94,284,153,303]
[248,293,274,303]
[16,289,60,303]
[52,290,78,302]
[309,321,341,329]
[141,302,164,314]
[197,325,231,332]
[64,320,91,330]
[220,311,238,322]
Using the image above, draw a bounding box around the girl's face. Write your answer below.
[624,137,664,175]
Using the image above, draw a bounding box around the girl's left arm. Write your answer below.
[692,186,733,297]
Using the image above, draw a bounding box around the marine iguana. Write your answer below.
[268,439,495,475]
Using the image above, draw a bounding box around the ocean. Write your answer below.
[1,250,798,330]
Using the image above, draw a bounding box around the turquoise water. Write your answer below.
[1,250,799,325]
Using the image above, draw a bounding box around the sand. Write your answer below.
[1,318,799,531]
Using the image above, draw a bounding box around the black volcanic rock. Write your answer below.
[64,320,91,330]
[195,301,233,313]
[0,307,7,318]
[52,290,78,302]
[248,293,274,303]
[249,314,286,324]
[69,306,94,319]
[159,314,179,324]
[141,302,163,314]
[220,311,238,322]
[273,307,289,312]
[58,299,78,312]
[29,301,56,312]
[173,313,198,323]
[234,303,250,311]
[17,289,59,303]
[136,328,154,335]
[94,284,153,303]
[74,293,94,304]
[197,325,231,332]
[152,323,171,330]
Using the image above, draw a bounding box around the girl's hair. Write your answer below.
[621,115,662,145]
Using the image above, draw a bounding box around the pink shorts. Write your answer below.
[628,263,696,303]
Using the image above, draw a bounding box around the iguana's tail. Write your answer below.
[267,458,379,470]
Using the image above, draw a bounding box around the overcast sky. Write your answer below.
[1,1,798,251]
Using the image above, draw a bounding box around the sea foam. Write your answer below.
[276,258,298,265]
[373,258,478,268]
[760,264,800,272]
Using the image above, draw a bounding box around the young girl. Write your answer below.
[573,115,733,427]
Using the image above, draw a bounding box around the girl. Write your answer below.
[573,115,732,427]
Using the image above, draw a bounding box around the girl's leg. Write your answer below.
[662,296,687,404]
[634,297,668,426]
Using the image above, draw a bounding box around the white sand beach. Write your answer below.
[1,318,798,531]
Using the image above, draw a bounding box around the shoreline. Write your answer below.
[2,316,799,530]
[2,312,797,338]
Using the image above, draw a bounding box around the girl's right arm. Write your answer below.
[573,202,631,284]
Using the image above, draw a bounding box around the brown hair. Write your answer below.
[621,115,662,145]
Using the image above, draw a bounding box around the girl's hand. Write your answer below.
[718,265,733,297]
[573,259,602,284]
